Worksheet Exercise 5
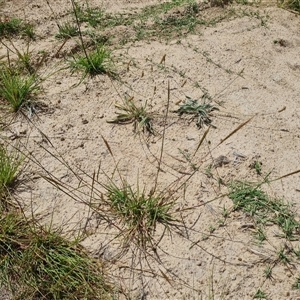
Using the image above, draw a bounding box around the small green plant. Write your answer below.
[252,160,262,175]
[209,225,216,233]
[254,289,267,299]
[56,22,79,39]
[254,226,266,242]
[69,46,113,77]
[278,247,291,264]
[293,247,300,258]
[204,164,213,177]
[107,97,154,134]
[264,266,273,279]
[0,18,34,38]
[104,180,177,248]
[175,96,219,128]
[0,67,40,113]
[0,212,113,299]
[293,276,300,289]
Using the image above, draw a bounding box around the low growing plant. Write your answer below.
[107,97,154,134]
[0,18,34,38]
[56,21,79,39]
[175,96,219,128]
[229,181,300,240]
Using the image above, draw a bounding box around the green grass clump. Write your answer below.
[72,1,104,27]
[0,145,22,204]
[104,181,177,248]
[0,212,113,299]
[175,96,219,128]
[107,97,154,134]
[56,22,79,39]
[69,46,113,77]
[279,0,300,12]
[0,18,34,38]
[229,181,300,240]
[0,67,40,112]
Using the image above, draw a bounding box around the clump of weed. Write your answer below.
[56,21,79,39]
[69,46,113,77]
[175,96,219,128]
[0,66,40,113]
[0,211,113,299]
[229,181,300,240]
[107,97,154,134]
[0,18,34,38]
[103,180,177,248]
[72,1,104,27]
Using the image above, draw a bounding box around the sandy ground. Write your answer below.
[1,0,300,299]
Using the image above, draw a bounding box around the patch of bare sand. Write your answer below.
[1,0,300,299]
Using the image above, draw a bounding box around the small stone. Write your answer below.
[82,119,89,124]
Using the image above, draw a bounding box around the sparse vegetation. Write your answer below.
[229,181,300,240]
[0,18,34,38]
[0,0,299,299]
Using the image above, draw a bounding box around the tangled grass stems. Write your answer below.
[0,211,113,299]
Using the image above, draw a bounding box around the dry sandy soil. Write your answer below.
[1,0,300,299]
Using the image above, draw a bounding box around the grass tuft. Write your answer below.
[107,97,154,134]
[56,22,79,39]
[103,180,177,248]
[69,46,113,77]
[0,18,34,38]
[278,0,300,12]
[0,212,113,299]
[0,145,22,205]
[0,67,40,113]
[72,1,104,27]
